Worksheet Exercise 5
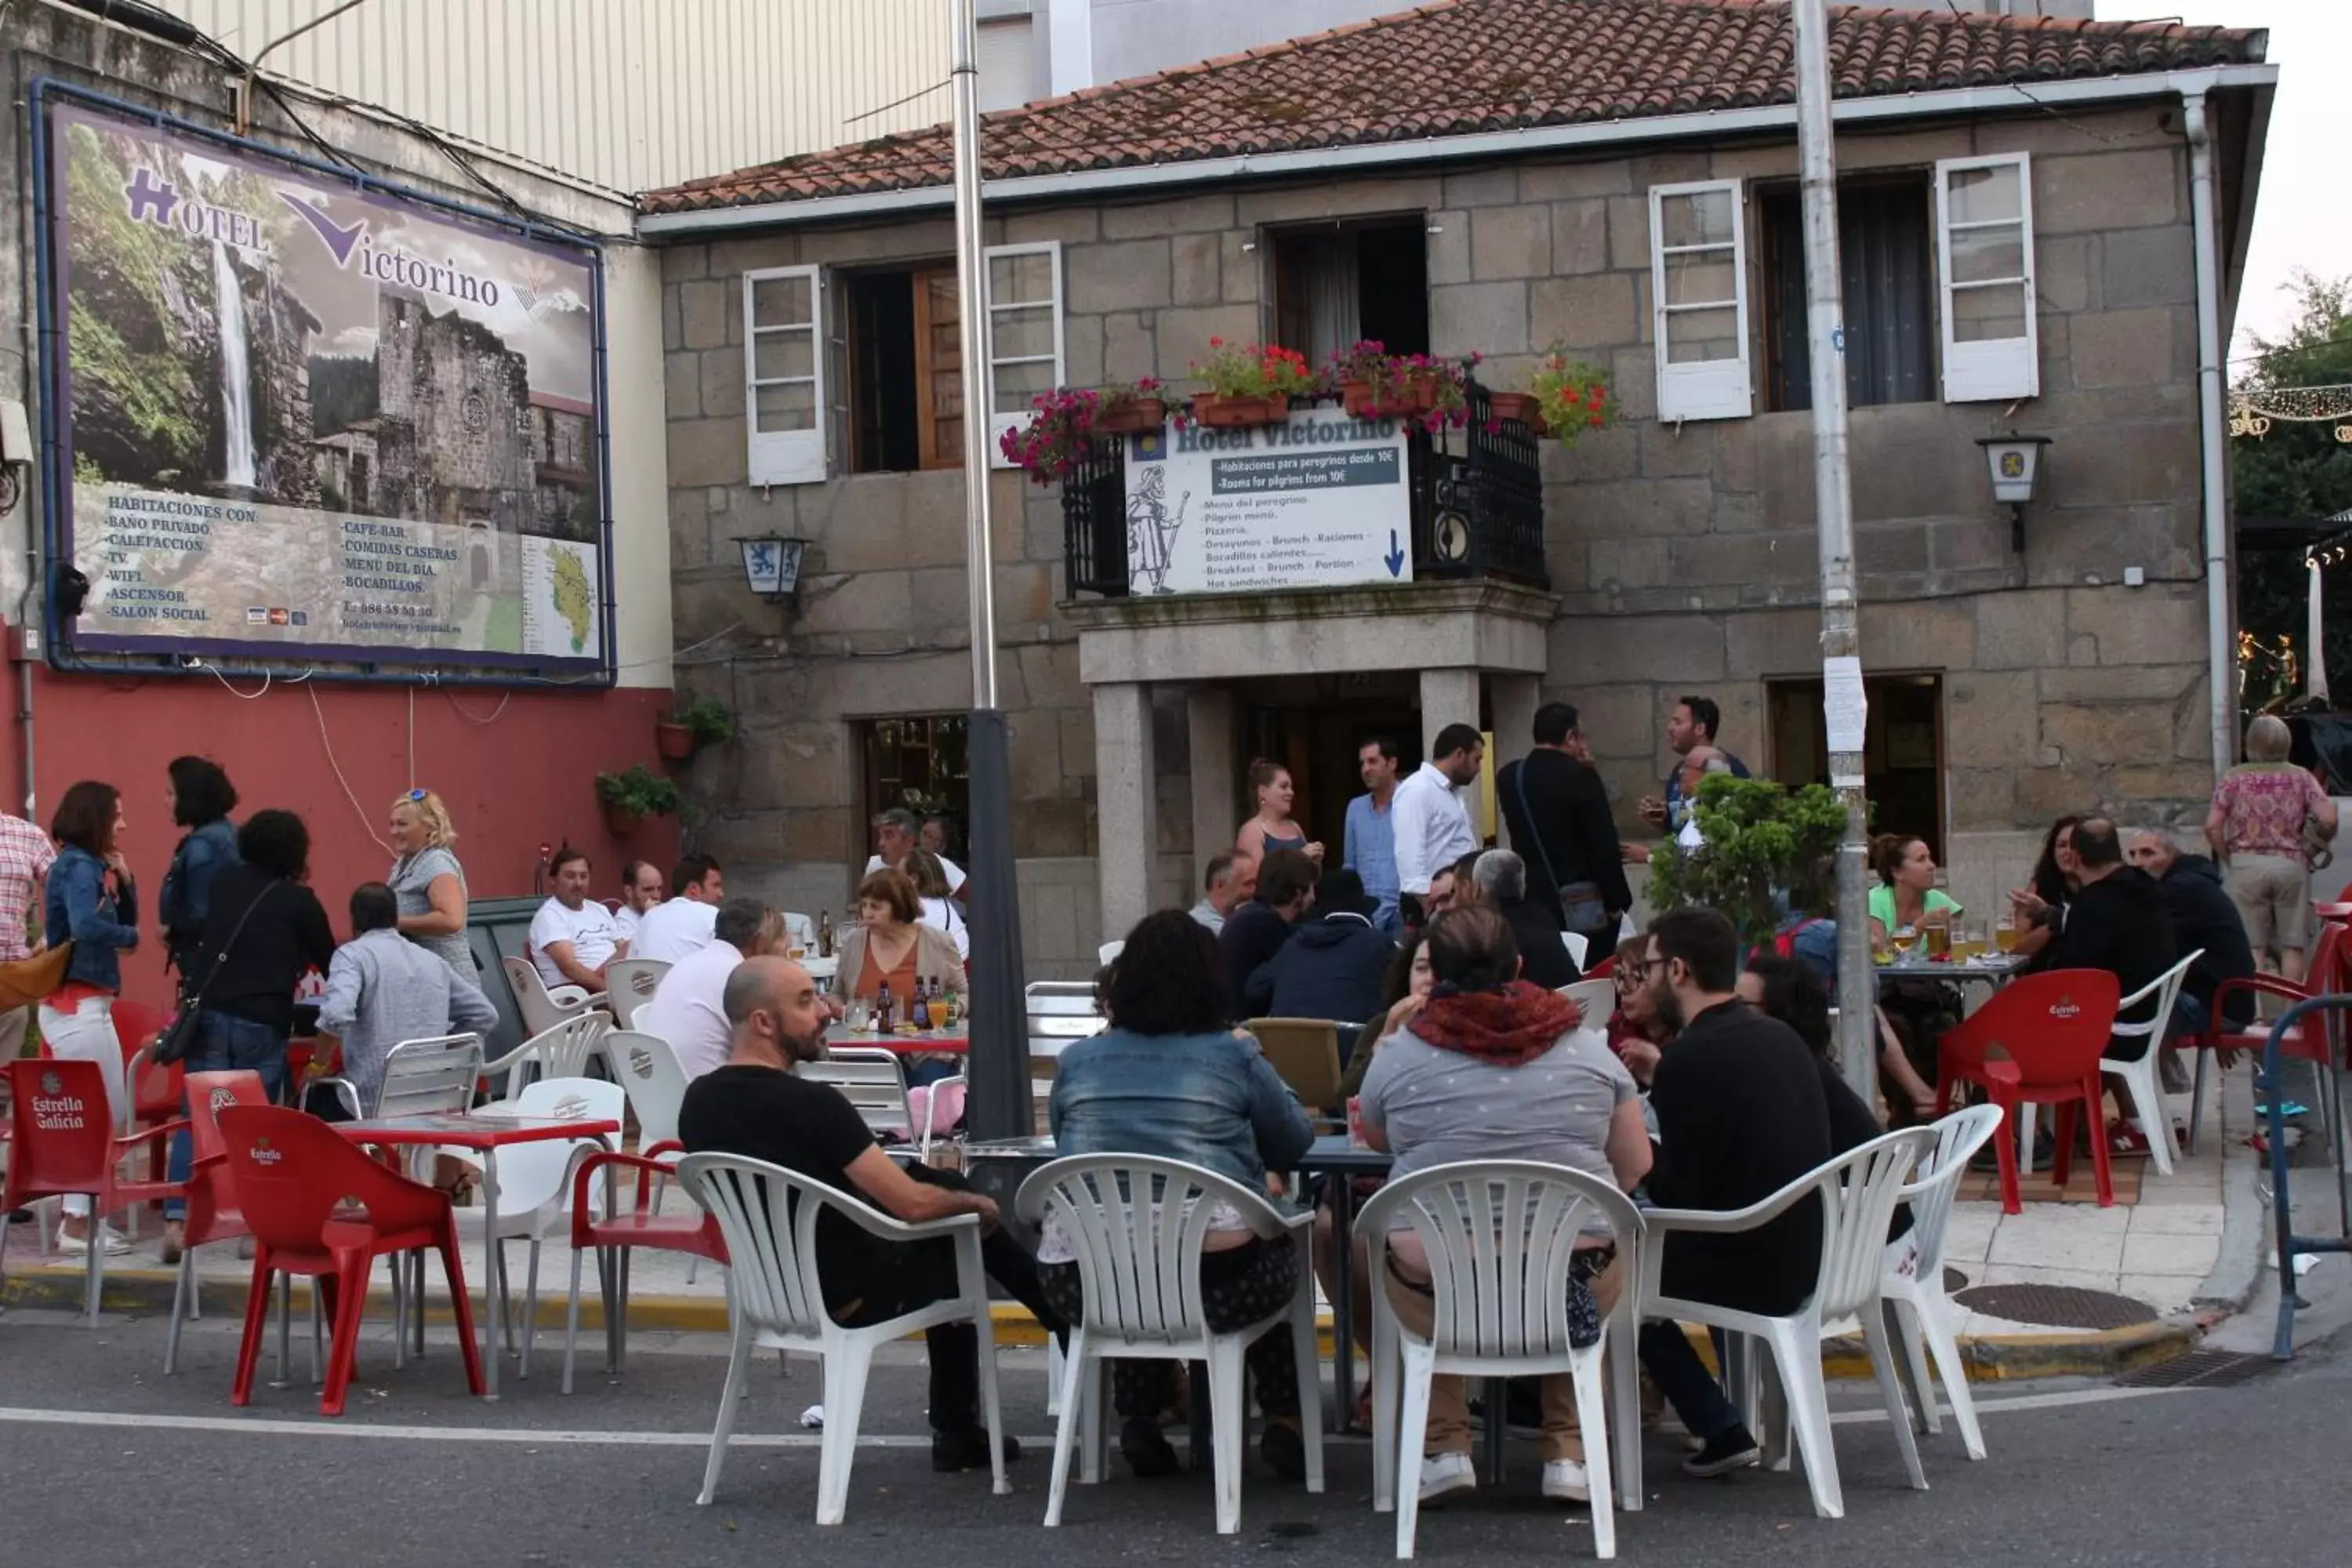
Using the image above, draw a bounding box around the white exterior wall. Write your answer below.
[602,247,673,689]
[156,0,951,191]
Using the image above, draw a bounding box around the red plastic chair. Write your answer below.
[1935,969,2121,1214]
[161,1070,274,1374]
[560,1144,726,1394]
[2183,919,2348,1156]
[118,1000,179,1185]
[0,1057,186,1323]
[1586,954,1616,981]
[217,1105,485,1416]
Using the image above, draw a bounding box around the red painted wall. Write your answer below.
[1,656,677,1007]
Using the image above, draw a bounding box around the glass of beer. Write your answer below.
[1994,917,2019,953]
[1925,920,1951,960]
[1890,924,1920,962]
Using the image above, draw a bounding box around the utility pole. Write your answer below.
[949,0,1033,1136]
[1792,0,1876,1100]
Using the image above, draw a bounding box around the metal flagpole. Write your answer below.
[1792,0,1876,1101]
[949,0,1033,1137]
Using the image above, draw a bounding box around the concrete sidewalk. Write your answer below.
[2,1065,2271,1381]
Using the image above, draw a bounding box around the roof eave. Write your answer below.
[637,62,2280,238]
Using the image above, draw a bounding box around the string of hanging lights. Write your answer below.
[2230,383,2352,443]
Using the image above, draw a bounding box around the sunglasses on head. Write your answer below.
[405,788,427,802]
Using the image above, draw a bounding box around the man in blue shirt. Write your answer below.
[1343,735,1403,933]
[1639,695,1752,842]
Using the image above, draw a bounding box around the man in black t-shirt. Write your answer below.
[678,955,1061,1472]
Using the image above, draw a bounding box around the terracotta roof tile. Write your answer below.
[642,0,2262,214]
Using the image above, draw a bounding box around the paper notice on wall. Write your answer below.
[1823,655,1867,786]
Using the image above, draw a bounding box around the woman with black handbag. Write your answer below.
[159,809,335,1263]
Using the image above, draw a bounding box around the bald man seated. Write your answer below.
[676,955,1065,1472]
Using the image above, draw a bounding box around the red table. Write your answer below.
[336,1110,620,1397]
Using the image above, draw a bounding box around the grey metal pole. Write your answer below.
[949,0,1033,1138]
[1792,0,1876,1102]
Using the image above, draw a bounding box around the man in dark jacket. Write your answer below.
[1635,906,1837,1480]
[1495,702,1632,940]
[1217,848,1316,1018]
[1470,848,1582,989]
[2016,818,2179,1060]
[2129,829,2257,1034]
[1243,868,1396,1023]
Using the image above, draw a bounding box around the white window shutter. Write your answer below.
[1936,153,2038,403]
[1650,180,1752,422]
[982,241,1065,469]
[743,264,826,485]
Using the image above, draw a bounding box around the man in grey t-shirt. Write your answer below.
[1354,907,1650,1511]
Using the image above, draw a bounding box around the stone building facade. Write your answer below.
[646,5,2270,963]
[376,292,536,535]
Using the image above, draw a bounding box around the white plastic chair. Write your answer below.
[1639,1127,1936,1520]
[797,1047,919,1151]
[2102,949,2200,1177]
[503,953,595,1037]
[1559,977,1616,1022]
[1362,1162,1645,1561]
[606,1029,691,1155]
[677,1152,1009,1523]
[1887,1105,2004,1462]
[1026,980,1107,1062]
[1098,939,1125,966]
[1560,931,1590,971]
[2012,949,2200,1178]
[601,958,671,1029]
[1014,1153,1324,1536]
[459,1076,625,1378]
[484,1012,613,1102]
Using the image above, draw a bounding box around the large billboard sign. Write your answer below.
[39,95,609,676]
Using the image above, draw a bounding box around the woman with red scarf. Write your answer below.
[1357,907,1651,1509]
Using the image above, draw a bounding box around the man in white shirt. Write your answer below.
[528,848,629,993]
[1391,722,1486,920]
[866,808,966,896]
[613,858,665,945]
[637,897,777,1079]
[632,852,726,963]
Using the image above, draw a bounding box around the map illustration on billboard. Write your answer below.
[40,95,609,675]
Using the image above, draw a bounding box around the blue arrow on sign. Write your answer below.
[1385,529,1406,577]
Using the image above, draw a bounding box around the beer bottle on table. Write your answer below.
[817,910,834,958]
[876,980,892,1032]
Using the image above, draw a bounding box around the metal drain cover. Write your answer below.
[2115,1349,2276,1389]
[1943,1267,1969,1294]
[1951,1283,2158,1330]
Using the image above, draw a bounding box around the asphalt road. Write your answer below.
[2,1304,2343,1568]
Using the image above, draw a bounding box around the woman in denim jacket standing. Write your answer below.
[158,756,239,980]
[43,780,141,1254]
[1037,909,1316,1485]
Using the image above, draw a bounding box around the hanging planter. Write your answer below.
[999,380,1164,484]
[1486,391,1548,434]
[1523,349,1615,445]
[594,764,680,839]
[655,721,695,761]
[1323,342,1472,431]
[1093,390,1167,434]
[1189,392,1290,428]
[1184,339,1317,430]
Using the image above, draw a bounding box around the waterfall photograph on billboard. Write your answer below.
[37,91,611,677]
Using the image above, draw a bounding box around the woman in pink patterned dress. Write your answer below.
[2205,714,2338,984]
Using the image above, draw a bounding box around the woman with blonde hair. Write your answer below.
[899,848,971,960]
[1236,757,1323,866]
[387,788,473,975]
[2207,714,2338,983]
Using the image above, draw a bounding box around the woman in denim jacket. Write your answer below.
[1036,909,1316,1485]
[158,755,239,979]
[43,779,141,1254]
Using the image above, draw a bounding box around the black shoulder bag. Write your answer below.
[1512,756,1612,942]
[154,882,277,1066]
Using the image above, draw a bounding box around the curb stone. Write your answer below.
[3,1265,2200,1381]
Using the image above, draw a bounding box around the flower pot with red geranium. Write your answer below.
[1185,339,1318,426]
[1523,350,1614,444]
[1093,379,1167,434]
[999,381,1169,485]
[1326,342,1474,432]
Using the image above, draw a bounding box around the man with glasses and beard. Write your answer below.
[677,956,1064,1472]
[1631,907,1841,1482]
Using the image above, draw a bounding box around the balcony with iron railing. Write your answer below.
[1059,379,1548,603]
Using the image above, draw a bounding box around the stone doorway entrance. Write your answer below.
[1236,673,1424,860]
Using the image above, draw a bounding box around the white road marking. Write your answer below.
[0,1382,2194,1448]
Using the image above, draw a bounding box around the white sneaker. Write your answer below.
[1417,1451,1475,1504]
[1541,1459,1591,1502]
[57,1226,130,1256]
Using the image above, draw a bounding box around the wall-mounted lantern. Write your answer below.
[1975,433,2052,554]
[737,535,808,604]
